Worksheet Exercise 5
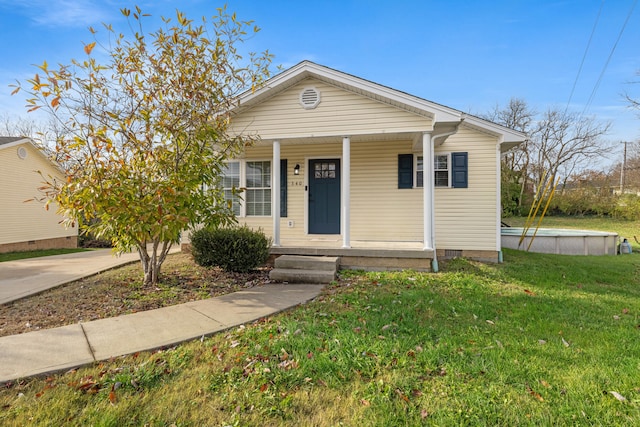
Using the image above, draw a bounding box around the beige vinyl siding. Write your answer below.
[229,79,432,140]
[434,126,498,251]
[0,143,77,245]
[350,140,422,241]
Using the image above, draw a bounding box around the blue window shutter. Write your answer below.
[398,154,414,189]
[280,159,288,217]
[452,152,468,188]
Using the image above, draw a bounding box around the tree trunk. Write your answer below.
[138,239,172,285]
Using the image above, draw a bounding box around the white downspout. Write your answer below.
[428,119,465,273]
[272,140,281,247]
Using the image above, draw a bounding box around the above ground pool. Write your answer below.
[501,227,619,256]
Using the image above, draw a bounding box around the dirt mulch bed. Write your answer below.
[0,253,271,338]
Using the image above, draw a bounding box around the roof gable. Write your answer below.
[229,77,434,141]
[0,136,63,173]
[235,61,526,147]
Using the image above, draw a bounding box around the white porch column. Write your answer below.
[422,132,434,251]
[272,140,281,247]
[341,136,351,248]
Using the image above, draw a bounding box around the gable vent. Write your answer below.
[17,146,27,159]
[299,87,320,109]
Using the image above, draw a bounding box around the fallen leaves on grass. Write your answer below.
[527,386,544,402]
[33,377,58,398]
[108,385,117,405]
[395,388,410,403]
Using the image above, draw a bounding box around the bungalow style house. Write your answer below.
[184,61,526,271]
[0,137,77,253]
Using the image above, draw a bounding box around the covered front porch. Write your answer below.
[265,125,462,272]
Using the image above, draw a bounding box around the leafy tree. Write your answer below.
[13,6,272,284]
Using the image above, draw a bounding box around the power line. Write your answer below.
[581,0,638,117]
[565,0,604,115]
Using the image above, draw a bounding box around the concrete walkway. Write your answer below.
[0,246,179,304]
[0,249,324,383]
[0,284,323,383]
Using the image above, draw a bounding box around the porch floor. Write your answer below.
[270,242,434,272]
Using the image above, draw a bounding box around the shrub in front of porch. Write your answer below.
[191,226,271,273]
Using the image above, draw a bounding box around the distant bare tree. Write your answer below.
[625,69,640,113]
[612,141,640,192]
[485,99,611,215]
[0,113,40,139]
[529,109,611,191]
[0,113,69,164]
[483,98,535,213]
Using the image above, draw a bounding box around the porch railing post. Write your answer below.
[423,132,434,251]
[342,136,351,248]
[272,140,281,247]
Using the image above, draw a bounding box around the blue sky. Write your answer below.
[0,0,638,161]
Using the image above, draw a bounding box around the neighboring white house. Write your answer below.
[183,61,526,271]
[0,137,77,253]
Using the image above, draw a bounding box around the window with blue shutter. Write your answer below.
[409,152,469,188]
[398,154,413,189]
[451,152,468,188]
[280,159,287,217]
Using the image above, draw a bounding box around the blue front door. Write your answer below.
[308,159,340,234]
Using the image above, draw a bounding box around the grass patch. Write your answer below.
[0,248,89,263]
[2,250,640,425]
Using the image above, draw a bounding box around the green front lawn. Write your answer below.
[0,248,89,263]
[2,249,640,425]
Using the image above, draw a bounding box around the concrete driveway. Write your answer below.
[0,246,179,304]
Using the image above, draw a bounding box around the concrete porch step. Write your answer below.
[269,268,336,284]
[274,255,340,271]
[269,255,340,284]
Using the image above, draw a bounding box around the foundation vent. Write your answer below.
[299,87,320,109]
[444,249,463,258]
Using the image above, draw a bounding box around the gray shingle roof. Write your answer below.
[0,136,27,146]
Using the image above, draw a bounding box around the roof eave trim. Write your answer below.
[464,116,527,144]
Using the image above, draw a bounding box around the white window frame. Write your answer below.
[415,155,424,188]
[222,161,241,216]
[245,160,272,217]
[434,153,451,188]
[221,159,272,217]
[415,153,452,188]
